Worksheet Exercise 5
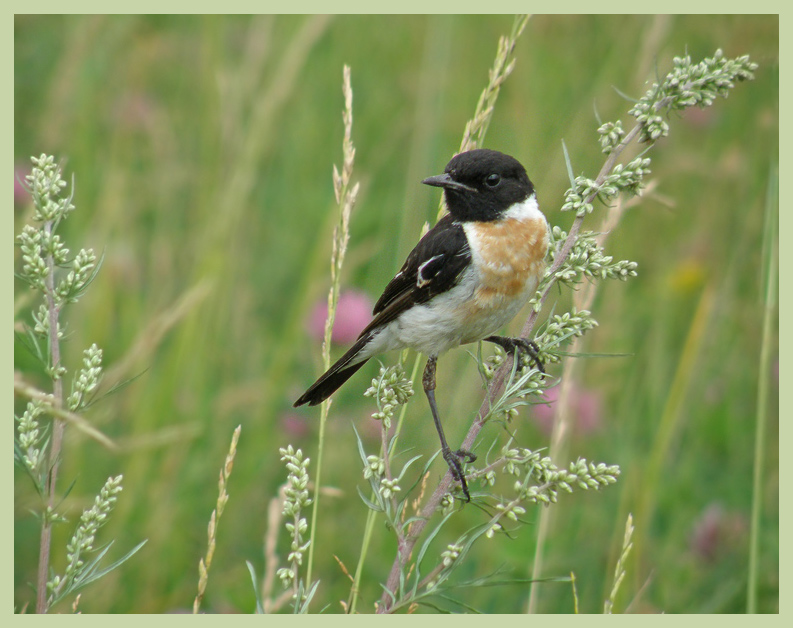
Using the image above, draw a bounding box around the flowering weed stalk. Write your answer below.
[45,475,145,610]
[14,154,145,613]
[370,48,756,613]
[275,446,318,612]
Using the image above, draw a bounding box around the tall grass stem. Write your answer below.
[747,166,777,612]
[306,65,358,589]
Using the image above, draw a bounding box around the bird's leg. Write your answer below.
[423,356,476,502]
[484,335,545,374]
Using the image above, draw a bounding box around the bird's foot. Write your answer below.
[442,447,477,502]
[485,336,545,374]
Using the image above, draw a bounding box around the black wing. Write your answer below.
[366,213,471,331]
[293,214,471,408]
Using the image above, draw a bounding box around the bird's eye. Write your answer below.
[485,173,501,187]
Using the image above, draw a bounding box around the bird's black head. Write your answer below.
[422,148,535,222]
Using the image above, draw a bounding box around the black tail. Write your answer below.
[294,336,371,407]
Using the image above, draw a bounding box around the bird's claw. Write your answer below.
[443,447,476,502]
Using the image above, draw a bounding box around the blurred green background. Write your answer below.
[14,15,778,613]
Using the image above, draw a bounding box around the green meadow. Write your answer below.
[14,15,778,613]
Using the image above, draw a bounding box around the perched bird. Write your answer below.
[294,148,550,500]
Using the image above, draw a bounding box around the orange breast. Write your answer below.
[470,216,549,308]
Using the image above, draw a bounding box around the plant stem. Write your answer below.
[747,167,777,613]
[36,219,64,614]
[306,64,357,590]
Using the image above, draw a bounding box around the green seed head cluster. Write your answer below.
[630,49,758,143]
[363,363,414,428]
[277,446,313,590]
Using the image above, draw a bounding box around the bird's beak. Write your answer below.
[422,173,477,193]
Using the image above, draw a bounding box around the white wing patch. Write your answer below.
[416,254,444,288]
